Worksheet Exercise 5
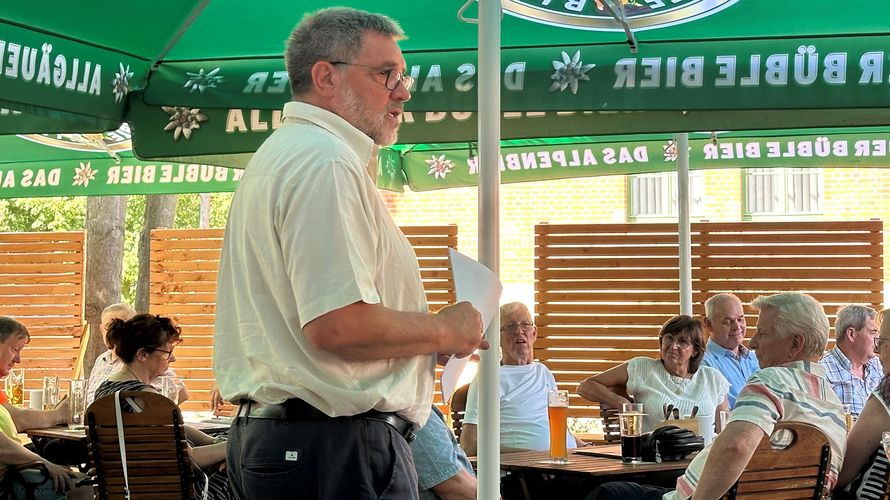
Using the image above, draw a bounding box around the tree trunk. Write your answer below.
[135,195,178,312]
[199,193,211,228]
[83,196,127,378]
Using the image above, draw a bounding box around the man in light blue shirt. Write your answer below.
[701,293,760,408]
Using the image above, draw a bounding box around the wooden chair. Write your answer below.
[722,421,831,500]
[450,383,471,441]
[85,391,192,500]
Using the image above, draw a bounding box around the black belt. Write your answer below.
[235,399,416,442]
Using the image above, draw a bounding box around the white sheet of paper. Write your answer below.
[439,248,503,403]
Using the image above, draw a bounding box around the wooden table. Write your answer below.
[25,426,87,444]
[489,445,693,500]
[498,445,692,477]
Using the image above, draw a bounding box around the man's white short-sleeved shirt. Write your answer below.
[214,101,433,425]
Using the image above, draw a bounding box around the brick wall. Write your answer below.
[384,167,890,309]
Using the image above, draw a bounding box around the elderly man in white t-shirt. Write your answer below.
[460,302,577,456]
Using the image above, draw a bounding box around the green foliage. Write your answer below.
[0,198,85,231]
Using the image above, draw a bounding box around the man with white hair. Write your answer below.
[587,292,847,500]
[820,304,883,418]
[701,293,759,408]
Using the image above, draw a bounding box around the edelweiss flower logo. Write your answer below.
[111,63,134,103]
[549,51,595,94]
[425,155,454,180]
[184,68,224,94]
[162,107,208,141]
[72,162,97,187]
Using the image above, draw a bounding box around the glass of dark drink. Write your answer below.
[619,402,644,463]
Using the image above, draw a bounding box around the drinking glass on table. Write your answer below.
[68,379,86,430]
[42,376,59,410]
[619,402,644,463]
[157,375,180,405]
[5,369,24,407]
[547,389,570,464]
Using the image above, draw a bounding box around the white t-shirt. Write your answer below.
[627,357,730,433]
[464,362,576,451]
[214,101,434,426]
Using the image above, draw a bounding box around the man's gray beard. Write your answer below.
[339,84,399,146]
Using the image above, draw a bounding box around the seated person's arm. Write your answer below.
[577,362,631,407]
[0,431,83,492]
[459,423,477,457]
[4,398,67,432]
[692,420,765,498]
[431,467,476,500]
[190,441,227,469]
[839,396,890,487]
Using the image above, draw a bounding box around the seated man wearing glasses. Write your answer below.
[459,302,578,456]
[819,304,883,419]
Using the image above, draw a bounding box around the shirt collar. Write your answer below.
[828,347,853,371]
[779,359,827,378]
[282,101,377,171]
[706,338,751,359]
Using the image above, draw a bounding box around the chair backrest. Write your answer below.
[86,391,192,500]
[450,383,471,440]
[723,421,831,500]
[599,392,633,444]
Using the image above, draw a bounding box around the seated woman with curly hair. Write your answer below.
[95,313,231,500]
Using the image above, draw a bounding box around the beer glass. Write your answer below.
[42,376,59,410]
[68,379,86,430]
[157,375,180,405]
[547,389,569,464]
[842,404,854,431]
[619,402,644,463]
[5,369,24,407]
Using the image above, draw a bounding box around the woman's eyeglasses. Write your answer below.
[154,348,175,361]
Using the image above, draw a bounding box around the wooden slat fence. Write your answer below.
[0,231,84,404]
[150,225,458,411]
[535,220,884,419]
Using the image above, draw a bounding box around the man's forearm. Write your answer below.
[431,468,477,500]
[303,301,482,361]
[4,405,65,432]
[693,421,764,499]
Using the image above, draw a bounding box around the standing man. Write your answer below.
[701,293,759,408]
[214,8,486,499]
[820,304,882,418]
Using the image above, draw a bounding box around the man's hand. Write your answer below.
[210,385,223,415]
[43,461,81,493]
[436,302,488,358]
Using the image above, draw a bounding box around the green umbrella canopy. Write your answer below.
[0,129,240,198]
[4,0,890,162]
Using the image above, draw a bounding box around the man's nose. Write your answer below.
[391,81,411,102]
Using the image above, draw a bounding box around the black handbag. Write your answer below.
[641,425,705,463]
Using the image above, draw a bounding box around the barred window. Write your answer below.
[628,171,704,219]
[745,168,821,215]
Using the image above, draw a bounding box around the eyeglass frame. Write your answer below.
[329,61,414,91]
[500,321,535,334]
[873,336,890,349]
[153,348,176,361]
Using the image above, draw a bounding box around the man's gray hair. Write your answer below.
[285,7,405,97]
[500,302,531,324]
[834,304,877,343]
[704,293,743,321]
[751,292,828,358]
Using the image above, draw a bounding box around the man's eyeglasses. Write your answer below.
[501,322,535,334]
[154,348,175,361]
[874,337,890,349]
[329,61,414,91]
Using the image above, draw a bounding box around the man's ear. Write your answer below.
[703,317,713,331]
[310,61,339,98]
[789,334,805,358]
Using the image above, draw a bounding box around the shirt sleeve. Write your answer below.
[731,371,781,435]
[463,378,480,425]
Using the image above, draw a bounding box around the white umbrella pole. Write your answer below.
[477,0,501,499]
[676,133,692,315]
